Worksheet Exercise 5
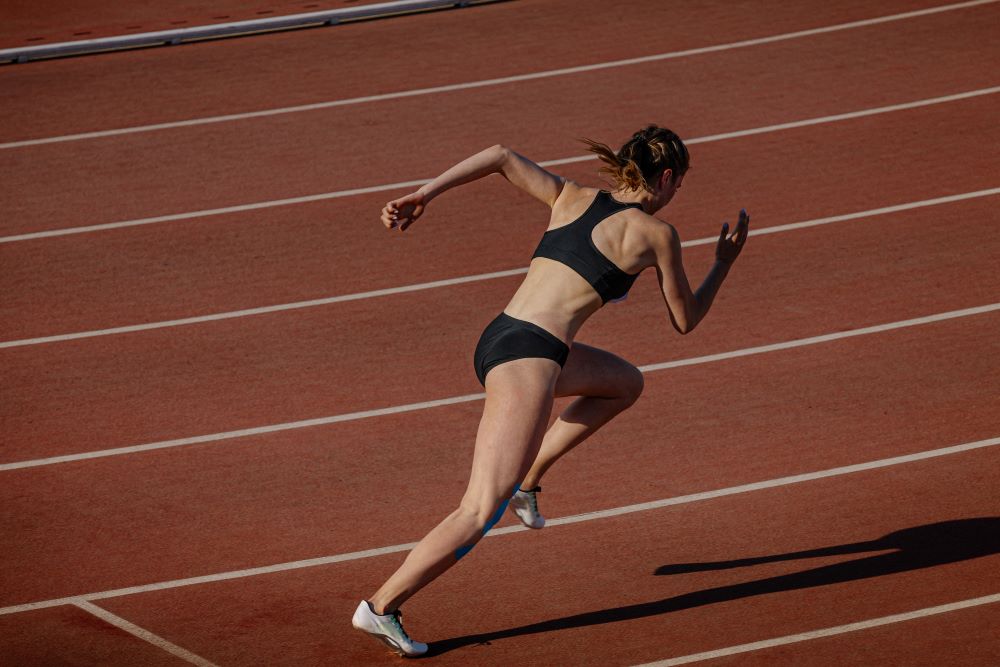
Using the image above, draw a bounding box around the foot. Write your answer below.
[509,486,545,529]
[352,600,428,657]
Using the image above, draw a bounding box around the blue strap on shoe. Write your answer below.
[454,496,511,561]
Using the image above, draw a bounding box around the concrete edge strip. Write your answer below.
[3,186,998,349]
[0,0,495,63]
[633,592,1000,666]
[1,0,995,143]
[2,85,998,245]
[71,599,220,667]
[2,434,997,616]
[1,302,997,472]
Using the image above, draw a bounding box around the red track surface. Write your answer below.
[2,0,999,665]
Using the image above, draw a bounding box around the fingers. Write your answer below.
[719,222,729,243]
[737,208,750,245]
[382,192,425,231]
[382,200,405,230]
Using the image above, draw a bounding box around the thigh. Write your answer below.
[554,342,641,399]
[465,358,561,502]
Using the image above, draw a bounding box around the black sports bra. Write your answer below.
[532,190,642,303]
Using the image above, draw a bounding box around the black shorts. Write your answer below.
[473,312,570,386]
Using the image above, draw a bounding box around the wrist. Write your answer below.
[417,184,436,202]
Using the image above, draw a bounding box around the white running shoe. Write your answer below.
[352,600,428,658]
[509,486,545,529]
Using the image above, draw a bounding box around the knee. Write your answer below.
[459,492,513,532]
[619,364,644,406]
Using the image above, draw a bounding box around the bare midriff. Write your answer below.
[502,257,605,345]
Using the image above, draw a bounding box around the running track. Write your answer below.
[2,0,999,664]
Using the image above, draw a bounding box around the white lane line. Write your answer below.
[3,435,997,617]
[633,593,1000,666]
[0,268,529,348]
[4,187,998,349]
[0,392,487,471]
[2,303,996,472]
[1,0,995,150]
[2,85,997,245]
[72,599,219,667]
[638,303,1000,374]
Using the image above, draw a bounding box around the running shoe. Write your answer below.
[509,486,545,529]
[352,600,428,657]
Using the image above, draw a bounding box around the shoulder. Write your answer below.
[552,180,590,207]
[637,215,681,261]
[550,181,595,218]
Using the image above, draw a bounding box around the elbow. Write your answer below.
[668,312,695,335]
[675,311,702,335]
[490,144,511,162]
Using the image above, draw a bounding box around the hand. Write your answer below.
[381,191,426,231]
[716,208,749,264]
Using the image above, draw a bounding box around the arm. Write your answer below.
[654,210,749,334]
[381,145,565,231]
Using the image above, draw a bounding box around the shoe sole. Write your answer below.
[354,625,419,657]
[353,616,426,658]
[508,505,545,529]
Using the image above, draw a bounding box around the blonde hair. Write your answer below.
[581,125,690,192]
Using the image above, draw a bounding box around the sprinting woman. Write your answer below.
[352,126,749,657]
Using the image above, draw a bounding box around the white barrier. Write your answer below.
[0,0,498,63]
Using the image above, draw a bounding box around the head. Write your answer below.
[582,125,690,211]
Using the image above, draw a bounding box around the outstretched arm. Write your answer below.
[381,145,565,231]
[654,210,749,334]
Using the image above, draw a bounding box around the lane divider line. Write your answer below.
[3,186,998,349]
[2,302,996,471]
[1,0,995,149]
[2,434,997,616]
[72,599,220,667]
[2,86,997,245]
[632,592,1000,666]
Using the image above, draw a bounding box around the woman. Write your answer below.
[352,126,749,656]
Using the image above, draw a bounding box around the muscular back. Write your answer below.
[504,182,670,342]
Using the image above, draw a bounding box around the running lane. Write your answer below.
[3,93,999,342]
[0,0,957,140]
[2,191,998,464]
[3,2,999,235]
[3,186,999,465]
[45,437,1000,665]
[1,277,997,606]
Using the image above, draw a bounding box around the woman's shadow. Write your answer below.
[426,517,999,656]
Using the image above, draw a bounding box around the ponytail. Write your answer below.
[581,126,689,192]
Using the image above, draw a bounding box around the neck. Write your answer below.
[611,187,658,214]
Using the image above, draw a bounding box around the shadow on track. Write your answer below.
[425,518,999,657]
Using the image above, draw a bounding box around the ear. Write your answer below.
[658,168,674,190]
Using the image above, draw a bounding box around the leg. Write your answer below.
[519,343,643,490]
[368,358,559,614]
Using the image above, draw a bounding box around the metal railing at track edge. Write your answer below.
[0,0,502,64]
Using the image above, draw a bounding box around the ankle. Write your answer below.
[367,598,394,616]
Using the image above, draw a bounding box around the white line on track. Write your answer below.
[3,187,998,349]
[2,303,996,472]
[72,599,219,667]
[2,435,997,616]
[633,593,1000,666]
[2,85,997,246]
[1,0,995,150]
